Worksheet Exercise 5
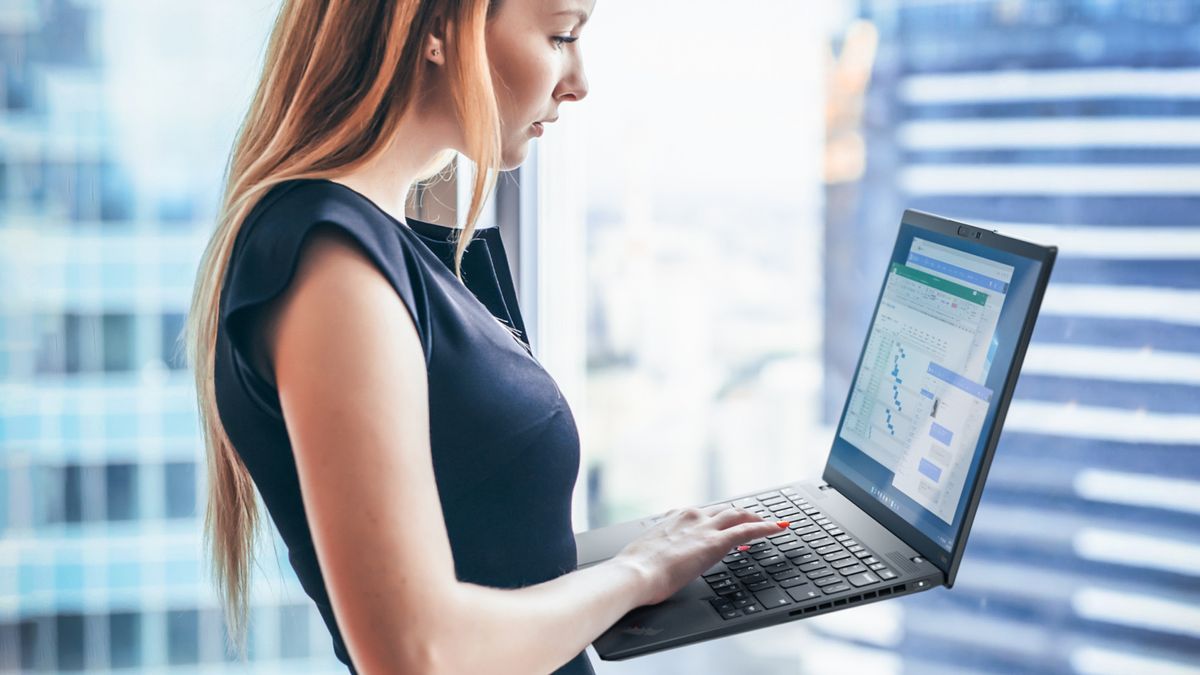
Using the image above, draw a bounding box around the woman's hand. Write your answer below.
[612,504,789,607]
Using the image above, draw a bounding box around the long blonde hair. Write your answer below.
[185,0,502,650]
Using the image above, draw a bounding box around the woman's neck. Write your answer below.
[329,106,464,226]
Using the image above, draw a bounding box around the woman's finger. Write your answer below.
[709,505,765,529]
[719,520,789,549]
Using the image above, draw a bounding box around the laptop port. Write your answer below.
[833,599,847,607]
[892,584,907,593]
[864,591,877,600]
[818,602,833,610]
[848,595,862,603]
[878,588,892,597]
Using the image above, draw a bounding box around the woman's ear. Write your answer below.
[424,13,451,66]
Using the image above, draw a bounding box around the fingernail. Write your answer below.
[777,521,790,528]
[737,545,750,552]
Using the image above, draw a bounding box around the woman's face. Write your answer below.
[485,0,593,169]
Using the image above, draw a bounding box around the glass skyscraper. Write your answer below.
[0,1,342,671]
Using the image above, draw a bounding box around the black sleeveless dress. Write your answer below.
[212,178,594,674]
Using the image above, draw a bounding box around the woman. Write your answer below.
[186,0,785,672]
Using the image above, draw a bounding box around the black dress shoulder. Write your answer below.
[212,178,593,674]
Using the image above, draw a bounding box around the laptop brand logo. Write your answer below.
[622,624,663,637]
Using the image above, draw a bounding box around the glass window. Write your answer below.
[35,465,64,526]
[105,463,137,521]
[62,463,82,524]
[101,313,134,372]
[108,611,141,668]
[164,461,196,520]
[160,312,186,371]
[54,613,84,670]
[166,609,199,665]
[19,618,51,671]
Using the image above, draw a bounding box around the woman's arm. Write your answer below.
[259,226,778,674]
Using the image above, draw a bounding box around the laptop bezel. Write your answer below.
[821,209,1057,587]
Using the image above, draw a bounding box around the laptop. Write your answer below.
[575,209,1057,660]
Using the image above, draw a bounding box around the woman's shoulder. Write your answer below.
[221,178,438,358]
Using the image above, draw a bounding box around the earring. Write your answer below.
[432,49,440,57]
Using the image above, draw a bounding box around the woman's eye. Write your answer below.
[551,35,578,49]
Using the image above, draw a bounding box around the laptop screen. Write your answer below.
[827,219,1046,553]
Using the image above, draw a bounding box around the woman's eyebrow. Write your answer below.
[552,9,590,26]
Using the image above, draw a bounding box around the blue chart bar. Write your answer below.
[930,421,954,445]
[919,458,943,483]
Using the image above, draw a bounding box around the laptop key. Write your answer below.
[777,542,804,552]
[734,597,755,608]
[862,557,878,565]
[854,550,873,559]
[746,580,776,592]
[846,571,880,587]
[800,532,827,542]
[779,576,807,588]
[878,569,897,580]
[798,561,826,572]
[751,549,779,560]
[723,552,749,564]
[767,531,795,541]
[753,587,792,609]
[807,569,835,580]
[810,539,836,550]
[838,564,868,576]
[763,562,790,574]
[709,597,734,611]
[830,558,859,569]
[824,550,851,562]
[715,585,740,596]
[727,560,753,571]
[815,544,841,555]
[822,582,851,594]
[704,570,731,580]
[721,609,742,620]
[755,491,782,500]
[756,555,784,567]
[760,496,787,506]
[741,603,763,615]
[771,569,801,581]
[788,551,816,563]
[813,575,843,587]
[733,498,758,508]
[787,587,822,602]
[734,567,760,578]
[869,563,885,571]
[740,572,766,585]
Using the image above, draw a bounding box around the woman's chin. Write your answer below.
[498,138,533,172]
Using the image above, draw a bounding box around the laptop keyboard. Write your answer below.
[703,487,898,620]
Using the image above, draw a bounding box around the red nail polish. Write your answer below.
[777,521,790,528]
[737,545,750,552]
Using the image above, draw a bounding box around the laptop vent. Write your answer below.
[887,551,921,575]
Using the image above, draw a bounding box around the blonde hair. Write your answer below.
[185,0,502,651]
